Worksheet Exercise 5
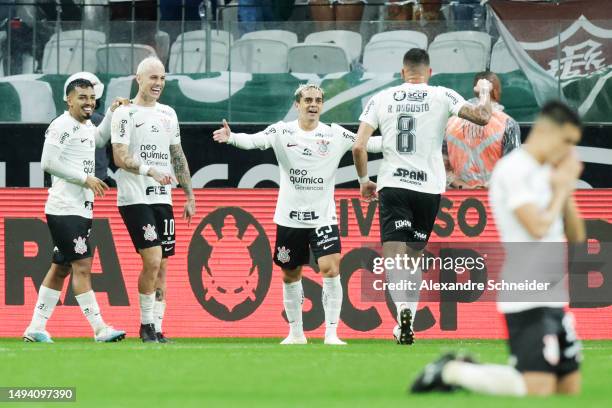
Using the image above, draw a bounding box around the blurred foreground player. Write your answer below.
[411,101,584,396]
[352,48,492,344]
[23,79,126,343]
[213,84,382,345]
[112,57,196,343]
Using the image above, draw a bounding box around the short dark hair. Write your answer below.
[473,71,498,86]
[403,48,429,67]
[539,100,581,128]
[65,78,93,98]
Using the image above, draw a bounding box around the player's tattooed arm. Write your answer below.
[458,79,493,126]
[169,143,194,198]
[112,143,172,185]
[170,143,196,225]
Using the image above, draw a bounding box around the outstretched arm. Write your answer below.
[169,143,196,226]
[213,119,274,150]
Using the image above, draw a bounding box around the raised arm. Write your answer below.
[514,152,582,240]
[96,98,130,147]
[457,79,493,126]
[213,119,274,150]
[169,143,196,225]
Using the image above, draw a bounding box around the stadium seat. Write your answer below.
[231,39,290,73]
[168,30,232,73]
[368,30,428,49]
[490,38,520,73]
[428,31,491,74]
[240,30,298,47]
[288,43,350,74]
[42,30,106,74]
[305,30,362,63]
[96,44,157,75]
[363,31,428,73]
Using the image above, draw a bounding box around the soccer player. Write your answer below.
[111,57,196,343]
[411,101,584,396]
[352,48,493,344]
[213,84,382,345]
[23,78,127,343]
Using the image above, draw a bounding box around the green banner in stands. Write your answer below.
[0,70,609,123]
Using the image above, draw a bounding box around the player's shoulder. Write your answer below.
[113,104,134,118]
[155,102,177,116]
[48,112,72,130]
[330,123,356,143]
[264,120,287,135]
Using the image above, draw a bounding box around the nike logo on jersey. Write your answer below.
[323,244,334,250]
[164,246,174,252]
[287,143,298,147]
[80,138,88,143]
[135,122,145,128]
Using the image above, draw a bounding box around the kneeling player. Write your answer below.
[411,102,584,396]
[213,84,382,345]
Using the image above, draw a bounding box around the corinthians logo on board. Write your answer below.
[187,207,272,321]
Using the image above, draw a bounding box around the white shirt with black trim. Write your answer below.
[229,120,381,228]
[489,148,567,313]
[111,103,180,206]
[360,82,466,194]
[43,112,98,218]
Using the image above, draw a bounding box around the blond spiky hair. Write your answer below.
[294,83,324,102]
[136,56,165,76]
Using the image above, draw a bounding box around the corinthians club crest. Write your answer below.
[187,208,272,321]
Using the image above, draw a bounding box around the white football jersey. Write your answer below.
[229,121,370,228]
[360,82,466,194]
[111,103,180,206]
[489,148,567,313]
[44,112,97,218]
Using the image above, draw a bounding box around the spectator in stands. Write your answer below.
[63,72,116,187]
[386,0,442,23]
[444,71,521,189]
[238,0,276,34]
[308,1,365,31]
[450,0,485,30]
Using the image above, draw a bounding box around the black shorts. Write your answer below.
[273,224,341,270]
[46,214,93,265]
[378,187,441,249]
[505,307,581,377]
[118,204,176,257]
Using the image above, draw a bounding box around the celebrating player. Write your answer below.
[411,101,584,396]
[352,48,493,344]
[111,57,196,343]
[23,79,127,343]
[213,84,382,345]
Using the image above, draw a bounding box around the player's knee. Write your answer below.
[51,264,71,279]
[319,264,339,278]
[282,268,302,283]
[142,253,162,274]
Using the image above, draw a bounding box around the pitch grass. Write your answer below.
[0,339,610,408]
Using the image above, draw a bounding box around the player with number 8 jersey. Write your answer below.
[353,49,493,345]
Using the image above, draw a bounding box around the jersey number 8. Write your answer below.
[396,114,416,154]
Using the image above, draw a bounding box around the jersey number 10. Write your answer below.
[396,115,416,154]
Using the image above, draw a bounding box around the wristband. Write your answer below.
[358,175,370,184]
[138,164,150,176]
